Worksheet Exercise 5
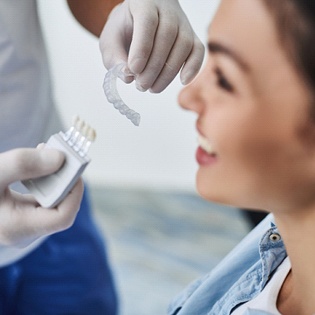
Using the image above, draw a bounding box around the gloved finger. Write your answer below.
[99,4,128,68]
[5,179,84,247]
[38,178,84,233]
[132,12,180,92]
[180,36,205,85]
[149,33,204,93]
[99,4,135,84]
[127,3,159,75]
[0,188,43,246]
[0,148,65,191]
[142,27,195,93]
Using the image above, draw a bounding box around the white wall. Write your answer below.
[37,0,220,191]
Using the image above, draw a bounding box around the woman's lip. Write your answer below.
[196,146,218,166]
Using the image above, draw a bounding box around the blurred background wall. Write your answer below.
[37,0,220,192]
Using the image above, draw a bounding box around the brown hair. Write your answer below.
[262,1,315,99]
[262,0,315,135]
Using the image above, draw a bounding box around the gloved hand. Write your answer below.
[0,146,83,247]
[99,0,205,93]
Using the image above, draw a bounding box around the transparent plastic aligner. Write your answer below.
[103,63,141,126]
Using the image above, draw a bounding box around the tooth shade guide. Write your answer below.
[22,116,95,208]
[62,115,80,142]
[61,116,96,158]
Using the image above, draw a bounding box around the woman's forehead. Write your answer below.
[207,0,286,69]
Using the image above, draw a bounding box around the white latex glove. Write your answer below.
[0,146,84,248]
[99,0,205,93]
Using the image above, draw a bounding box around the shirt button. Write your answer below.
[269,233,281,242]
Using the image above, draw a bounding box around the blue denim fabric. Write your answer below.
[168,214,287,315]
[0,186,118,315]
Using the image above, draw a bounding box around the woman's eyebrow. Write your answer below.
[208,41,250,72]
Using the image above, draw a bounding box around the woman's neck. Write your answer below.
[274,208,315,314]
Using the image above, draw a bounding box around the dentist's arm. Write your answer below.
[67,0,122,36]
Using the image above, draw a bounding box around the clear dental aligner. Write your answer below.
[103,63,141,126]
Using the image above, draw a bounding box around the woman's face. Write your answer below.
[179,0,315,212]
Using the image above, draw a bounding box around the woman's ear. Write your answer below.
[304,124,315,174]
[297,110,315,145]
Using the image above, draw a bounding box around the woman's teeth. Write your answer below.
[198,135,215,155]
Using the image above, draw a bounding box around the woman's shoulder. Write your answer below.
[168,214,287,315]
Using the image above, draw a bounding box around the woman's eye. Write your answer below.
[214,68,234,92]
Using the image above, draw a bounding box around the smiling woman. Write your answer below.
[188,0,313,213]
[169,0,315,314]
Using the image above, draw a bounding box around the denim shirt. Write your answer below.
[168,214,287,315]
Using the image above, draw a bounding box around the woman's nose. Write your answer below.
[178,73,205,114]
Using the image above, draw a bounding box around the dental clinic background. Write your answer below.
[38,0,220,192]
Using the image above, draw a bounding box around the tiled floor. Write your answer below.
[90,186,251,315]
